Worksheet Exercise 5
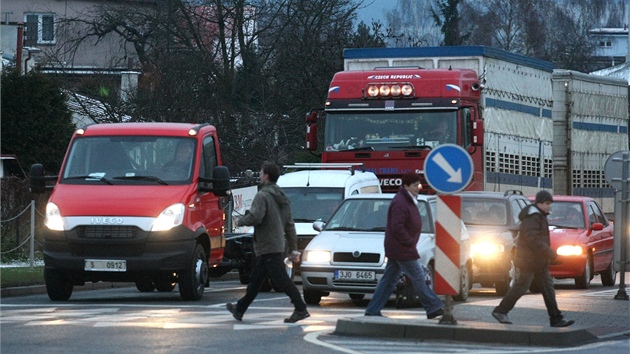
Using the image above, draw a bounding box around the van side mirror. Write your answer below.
[472,120,484,146]
[30,163,47,194]
[591,223,604,231]
[305,111,318,151]
[212,166,230,196]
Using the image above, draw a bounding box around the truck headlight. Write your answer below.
[556,245,583,256]
[305,250,331,263]
[45,202,64,231]
[152,203,185,231]
[471,242,505,257]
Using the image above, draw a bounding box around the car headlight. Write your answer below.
[305,250,331,263]
[152,203,185,231]
[471,242,505,257]
[556,245,583,256]
[45,202,64,231]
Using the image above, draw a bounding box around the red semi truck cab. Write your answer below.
[30,122,231,301]
[307,67,485,193]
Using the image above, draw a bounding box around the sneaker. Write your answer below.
[226,302,243,321]
[427,308,444,319]
[284,310,310,323]
[551,319,575,327]
[492,311,512,324]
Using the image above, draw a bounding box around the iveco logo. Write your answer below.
[352,251,361,258]
[91,217,124,225]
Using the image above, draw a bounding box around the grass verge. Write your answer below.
[0,266,45,288]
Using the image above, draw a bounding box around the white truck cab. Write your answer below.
[277,163,381,271]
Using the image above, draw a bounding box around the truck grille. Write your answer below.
[333,252,380,263]
[77,225,138,239]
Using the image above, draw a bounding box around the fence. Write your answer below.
[0,177,46,267]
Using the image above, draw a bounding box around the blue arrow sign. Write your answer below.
[424,144,474,194]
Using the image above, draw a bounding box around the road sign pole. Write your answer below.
[614,152,629,300]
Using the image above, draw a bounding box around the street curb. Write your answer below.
[334,317,600,347]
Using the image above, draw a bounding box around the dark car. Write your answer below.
[543,196,615,288]
[456,190,531,295]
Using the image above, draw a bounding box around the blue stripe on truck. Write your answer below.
[485,98,553,118]
[573,121,628,134]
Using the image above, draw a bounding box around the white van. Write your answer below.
[277,163,381,272]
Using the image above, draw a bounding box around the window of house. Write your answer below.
[598,40,612,47]
[24,13,55,45]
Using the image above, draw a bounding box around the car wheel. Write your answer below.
[349,293,365,300]
[453,264,470,301]
[179,243,208,301]
[304,289,323,305]
[600,257,617,286]
[135,278,155,292]
[495,260,515,296]
[45,268,73,301]
[574,256,592,289]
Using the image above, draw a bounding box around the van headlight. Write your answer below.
[305,250,331,263]
[471,242,505,258]
[152,203,185,231]
[45,202,64,231]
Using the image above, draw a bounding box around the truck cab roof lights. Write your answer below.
[189,123,210,136]
[365,83,415,99]
[75,128,86,135]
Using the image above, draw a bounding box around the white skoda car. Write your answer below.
[300,193,471,305]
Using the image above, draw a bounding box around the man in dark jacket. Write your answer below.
[226,162,309,323]
[364,173,444,319]
[492,190,574,327]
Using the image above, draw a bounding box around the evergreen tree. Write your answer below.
[1,70,75,173]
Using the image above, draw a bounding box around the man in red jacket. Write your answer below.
[492,190,574,327]
[364,173,444,319]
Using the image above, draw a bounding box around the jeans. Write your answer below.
[493,267,564,323]
[365,259,444,316]
[236,252,306,313]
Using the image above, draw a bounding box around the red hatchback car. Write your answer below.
[541,196,616,289]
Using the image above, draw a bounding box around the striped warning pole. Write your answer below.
[434,194,461,324]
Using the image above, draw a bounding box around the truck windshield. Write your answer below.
[61,136,197,185]
[324,111,457,151]
[283,187,344,222]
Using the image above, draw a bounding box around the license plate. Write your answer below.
[334,270,375,281]
[84,259,126,272]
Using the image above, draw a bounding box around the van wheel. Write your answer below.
[45,268,73,301]
[179,244,208,301]
[154,278,177,292]
[135,279,155,292]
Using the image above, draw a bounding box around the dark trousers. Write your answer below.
[236,252,306,313]
[494,267,564,324]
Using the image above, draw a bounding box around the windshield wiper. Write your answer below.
[325,226,363,231]
[345,147,375,151]
[64,175,113,185]
[550,225,579,229]
[113,175,168,185]
[293,218,316,223]
[389,145,433,150]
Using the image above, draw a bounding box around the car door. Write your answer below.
[586,201,614,272]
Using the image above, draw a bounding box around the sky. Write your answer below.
[355,0,395,25]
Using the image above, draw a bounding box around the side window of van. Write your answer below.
[200,136,217,179]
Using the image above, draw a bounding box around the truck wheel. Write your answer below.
[179,244,208,301]
[135,279,155,292]
[304,289,323,305]
[45,268,73,301]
